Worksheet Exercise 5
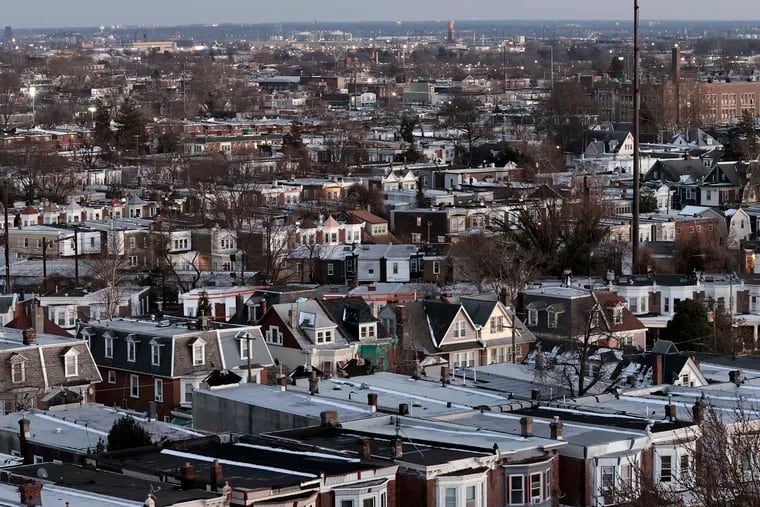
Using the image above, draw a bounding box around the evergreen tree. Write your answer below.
[107,416,152,452]
[93,100,114,160]
[116,99,145,155]
[662,299,712,350]
[196,291,212,317]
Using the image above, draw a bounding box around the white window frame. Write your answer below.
[432,261,441,275]
[453,320,466,338]
[104,336,114,358]
[154,378,164,403]
[127,339,137,362]
[151,344,161,367]
[11,361,25,383]
[509,474,524,505]
[64,350,79,378]
[129,374,139,398]
[530,473,543,503]
[192,339,206,366]
[108,370,116,384]
[438,475,486,507]
[527,309,538,327]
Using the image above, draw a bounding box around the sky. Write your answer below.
[5,0,760,28]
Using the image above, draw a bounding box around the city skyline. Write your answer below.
[4,0,760,29]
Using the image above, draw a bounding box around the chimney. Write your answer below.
[34,306,45,333]
[411,360,423,380]
[440,366,450,385]
[391,437,403,459]
[19,482,43,507]
[530,389,541,401]
[279,375,288,392]
[320,410,339,428]
[653,354,663,385]
[22,329,37,346]
[180,461,196,490]
[210,459,223,491]
[498,287,509,306]
[398,403,409,416]
[729,370,743,386]
[358,438,371,460]
[665,401,677,422]
[289,305,298,329]
[520,416,533,437]
[19,418,31,464]
[692,398,705,424]
[394,305,406,341]
[308,370,319,395]
[259,299,268,321]
[550,416,564,440]
[367,392,378,412]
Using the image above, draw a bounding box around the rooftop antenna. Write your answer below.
[632,0,642,274]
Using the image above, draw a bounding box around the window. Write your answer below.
[444,488,456,507]
[432,261,441,275]
[341,501,354,507]
[240,337,250,359]
[392,262,399,274]
[265,326,282,345]
[192,340,206,366]
[629,297,639,313]
[510,475,524,504]
[664,297,670,313]
[527,309,538,327]
[547,310,559,329]
[130,374,139,398]
[327,263,334,276]
[64,350,79,377]
[465,485,476,507]
[11,361,25,383]
[184,382,194,403]
[490,316,504,333]
[545,469,552,500]
[154,379,163,403]
[104,336,114,358]
[530,473,542,502]
[659,455,673,483]
[151,343,161,367]
[613,307,624,325]
[108,370,116,384]
[129,237,136,249]
[317,330,333,343]
[128,256,138,267]
[127,339,137,362]
[363,499,375,507]
[23,238,29,248]
[360,324,376,339]
[601,466,616,505]
[680,455,689,477]
[453,320,466,338]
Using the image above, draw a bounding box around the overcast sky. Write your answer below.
[6,1,760,28]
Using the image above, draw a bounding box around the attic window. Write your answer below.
[359,323,376,339]
[62,348,80,378]
[126,334,140,362]
[149,338,164,367]
[191,338,206,366]
[613,307,624,325]
[9,354,27,384]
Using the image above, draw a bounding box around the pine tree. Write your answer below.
[107,416,152,452]
[93,100,114,160]
[196,291,212,317]
[115,98,145,155]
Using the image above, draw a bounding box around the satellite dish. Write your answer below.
[37,468,49,479]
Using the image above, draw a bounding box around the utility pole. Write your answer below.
[73,227,79,287]
[3,180,9,295]
[632,0,641,274]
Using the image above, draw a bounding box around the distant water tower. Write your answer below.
[447,20,456,43]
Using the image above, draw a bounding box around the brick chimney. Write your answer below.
[367,393,378,412]
[440,366,450,385]
[33,306,45,333]
[391,437,403,459]
[19,482,43,507]
[358,438,371,460]
[210,459,223,491]
[398,403,409,416]
[18,418,31,464]
[308,370,319,395]
[320,410,339,428]
[180,461,196,490]
[692,398,705,424]
[652,354,663,385]
[520,416,533,437]
[279,375,288,392]
[394,305,406,341]
[550,416,564,440]
[22,329,37,346]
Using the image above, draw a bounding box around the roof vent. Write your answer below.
[157,319,171,327]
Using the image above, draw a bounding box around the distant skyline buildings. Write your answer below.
[4,0,760,29]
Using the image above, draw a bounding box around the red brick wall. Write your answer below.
[95,368,179,420]
[557,456,590,507]
[395,473,433,507]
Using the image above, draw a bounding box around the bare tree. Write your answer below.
[85,233,130,319]
[440,95,490,167]
[0,72,20,129]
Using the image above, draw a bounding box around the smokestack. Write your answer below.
[550,416,564,440]
[520,416,533,437]
[210,459,223,491]
[180,462,196,490]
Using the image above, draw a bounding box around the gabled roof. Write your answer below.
[422,301,463,346]
[347,209,388,225]
[460,298,499,327]
[646,158,712,183]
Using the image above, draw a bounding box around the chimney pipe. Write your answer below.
[440,366,450,385]
[22,329,37,346]
[398,403,409,416]
[692,398,705,424]
[180,461,196,490]
[279,375,288,392]
[550,416,564,440]
[34,306,45,333]
[367,392,378,412]
[520,416,533,437]
[653,354,663,385]
[308,369,319,395]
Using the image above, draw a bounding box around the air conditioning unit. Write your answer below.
[531,498,542,505]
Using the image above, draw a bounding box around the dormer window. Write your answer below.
[191,338,206,366]
[10,354,27,383]
[359,323,376,339]
[527,309,538,327]
[126,335,140,362]
[613,307,624,325]
[149,338,164,367]
[316,330,333,343]
[104,335,114,359]
[63,348,80,378]
[547,309,560,329]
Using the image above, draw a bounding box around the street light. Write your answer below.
[29,86,36,128]
[88,106,97,127]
